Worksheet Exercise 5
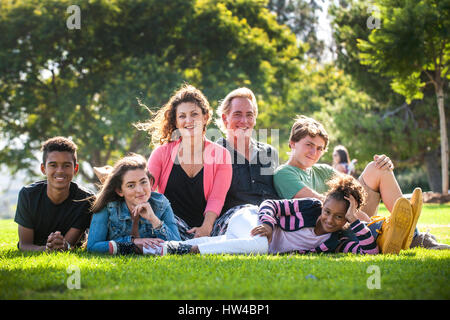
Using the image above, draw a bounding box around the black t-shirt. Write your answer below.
[14,180,93,246]
[164,163,206,228]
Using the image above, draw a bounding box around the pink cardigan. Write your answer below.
[147,138,232,217]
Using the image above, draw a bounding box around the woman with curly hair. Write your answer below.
[135,84,232,240]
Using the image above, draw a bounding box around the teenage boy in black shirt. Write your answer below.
[14,137,93,252]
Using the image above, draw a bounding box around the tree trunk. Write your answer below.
[424,148,442,192]
[436,84,449,195]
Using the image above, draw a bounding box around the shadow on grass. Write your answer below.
[1,246,449,300]
[0,245,433,262]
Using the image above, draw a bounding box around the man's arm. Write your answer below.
[292,186,326,202]
[17,225,46,252]
[63,228,85,248]
[18,225,84,252]
[15,188,45,251]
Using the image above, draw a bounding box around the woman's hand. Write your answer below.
[187,224,212,238]
[187,211,216,238]
[344,195,358,224]
[250,224,273,243]
[132,238,165,252]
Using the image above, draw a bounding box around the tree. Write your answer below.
[0,0,302,184]
[329,0,404,106]
[357,0,449,194]
[267,0,325,61]
[329,0,448,192]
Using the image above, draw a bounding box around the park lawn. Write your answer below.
[0,204,449,300]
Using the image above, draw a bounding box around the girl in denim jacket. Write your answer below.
[86,154,180,255]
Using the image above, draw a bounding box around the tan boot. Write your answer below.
[376,197,413,254]
[403,188,423,249]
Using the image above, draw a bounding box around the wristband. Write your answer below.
[64,239,71,251]
[154,221,163,230]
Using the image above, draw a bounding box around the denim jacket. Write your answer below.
[87,192,181,253]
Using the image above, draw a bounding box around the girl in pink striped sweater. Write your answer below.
[253,175,379,254]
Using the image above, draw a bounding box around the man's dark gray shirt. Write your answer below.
[217,137,280,214]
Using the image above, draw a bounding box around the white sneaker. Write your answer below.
[142,243,167,256]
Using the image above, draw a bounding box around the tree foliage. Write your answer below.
[0,0,303,183]
[329,0,449,192]
[357,0,449,194]
[267,0,325,61]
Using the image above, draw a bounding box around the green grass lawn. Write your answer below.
[1,204,449,300]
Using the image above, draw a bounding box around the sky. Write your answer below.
[316,0,334,61]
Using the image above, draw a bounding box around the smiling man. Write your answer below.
[216,88,279,212]
[14,137,93,252]
[210,88,280,236]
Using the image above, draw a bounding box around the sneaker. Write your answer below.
[109,240,138,255]
[109,240,117,255]
[165,241,193,255]
[142,244,166,256]
[410,232,450,250]
[376,197,413,254]
[403,188,423,249]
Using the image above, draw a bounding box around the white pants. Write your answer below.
[181,206,268,255]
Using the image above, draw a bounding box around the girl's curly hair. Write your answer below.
[325,174,367,210]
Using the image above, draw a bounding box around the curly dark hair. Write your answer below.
[325,174,367,210]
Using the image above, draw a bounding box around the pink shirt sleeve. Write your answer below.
[147,146,164,193]
[203,145,232,216]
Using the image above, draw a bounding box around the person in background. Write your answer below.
[15,137,93,252]
[87,154,180,255]
[332,145,357,176]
